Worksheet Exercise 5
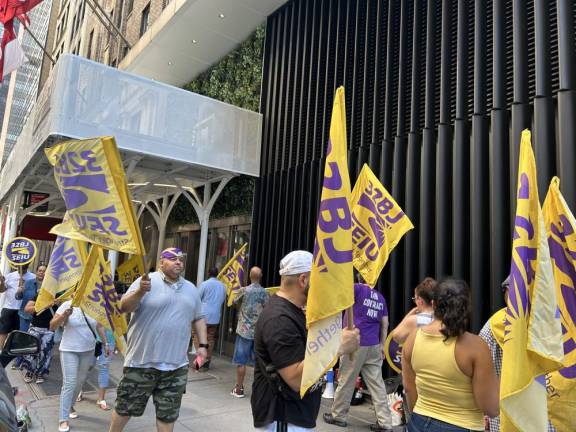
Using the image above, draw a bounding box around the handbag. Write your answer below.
[81,310,103,358]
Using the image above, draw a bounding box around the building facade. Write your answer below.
[251,0,576,330]
[50,0,171,68]
[0,0,53,165]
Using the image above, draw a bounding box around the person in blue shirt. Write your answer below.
[195,267,226,370]
[18,265,45,332]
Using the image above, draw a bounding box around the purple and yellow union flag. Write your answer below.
[34,234,87,312]
[72,245,128,353]
[542,176,576,431]
[301,86,354,397]
[500,130,564,432]
[350,163,413,287]
[46,137,145,256]
[218,243,247,306]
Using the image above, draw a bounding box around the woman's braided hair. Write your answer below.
[432,278,471,340]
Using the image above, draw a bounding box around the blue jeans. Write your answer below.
[59,351,93,422]
[19,317,31,332]
[95,339,115,389]
[407,413,480,432]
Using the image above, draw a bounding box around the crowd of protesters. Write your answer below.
[1,245,556,432]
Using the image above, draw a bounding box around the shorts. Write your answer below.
[0,308,20,334]
[115,366,188,423]
[232,334,255,366]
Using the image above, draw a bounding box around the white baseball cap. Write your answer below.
[279,250,313,276]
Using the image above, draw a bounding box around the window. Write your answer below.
[69,12,77,43]
[87,30,94,59]
[139,3,150,37]
[115,1,123,25]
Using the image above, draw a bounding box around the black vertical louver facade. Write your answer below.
[250,0,576,331]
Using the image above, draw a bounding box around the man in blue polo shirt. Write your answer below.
[196,266,226,370]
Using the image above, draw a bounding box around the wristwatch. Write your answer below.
[199,343,209,349]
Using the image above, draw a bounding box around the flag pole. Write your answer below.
[22,26,55,64]
[347,307,354,361]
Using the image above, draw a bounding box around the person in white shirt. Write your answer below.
[0,265,35,349]
[50,300,110,432]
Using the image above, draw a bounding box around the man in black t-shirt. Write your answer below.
[251,250,360,431]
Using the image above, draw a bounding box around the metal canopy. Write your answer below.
[0,55,262,282]
[121,0,288,87]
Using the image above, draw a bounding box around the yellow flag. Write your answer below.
[265,286,280,296]
[34,235,87,312]
[500,130,564,432]
[350,164,413,286]
[117,255,145,284]
[218,243,247,306]
[45,137,145,256]
[489,307,507,349]
[72,245,128,353]
[542,176,576,431]
[301,87,354,397]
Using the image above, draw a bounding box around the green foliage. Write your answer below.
[168,176,255,226]
[169,26,263,226]
[183,25,264,112]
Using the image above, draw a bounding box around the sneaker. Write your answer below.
[69,409,78,419]
[35,376,45,384]
[230,385,245,398]
[76,392,83,402]
[323,413,347,428]
[23,373,34,383]
[369,424,393,432]
[198,360,211,371]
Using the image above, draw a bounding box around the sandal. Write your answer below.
[96,399,111,410]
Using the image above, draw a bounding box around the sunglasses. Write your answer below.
[165,256,185,262]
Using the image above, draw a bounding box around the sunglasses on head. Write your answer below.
[165,256,185,262]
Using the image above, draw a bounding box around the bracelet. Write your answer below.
[199,343,209,349]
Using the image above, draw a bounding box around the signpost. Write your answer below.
[4,237,37,267]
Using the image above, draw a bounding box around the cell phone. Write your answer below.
[193,356,202,371]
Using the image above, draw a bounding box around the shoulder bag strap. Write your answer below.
[80,309,98,342]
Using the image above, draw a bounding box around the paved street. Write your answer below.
[9,352,405,431]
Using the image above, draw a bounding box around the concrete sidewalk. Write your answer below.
[9,353,405,431]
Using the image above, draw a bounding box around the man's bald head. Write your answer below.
[250,266,263,283]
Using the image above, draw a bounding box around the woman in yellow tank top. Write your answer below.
[401,278,499,432]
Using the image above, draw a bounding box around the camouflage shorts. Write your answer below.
[115,366,188,423]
